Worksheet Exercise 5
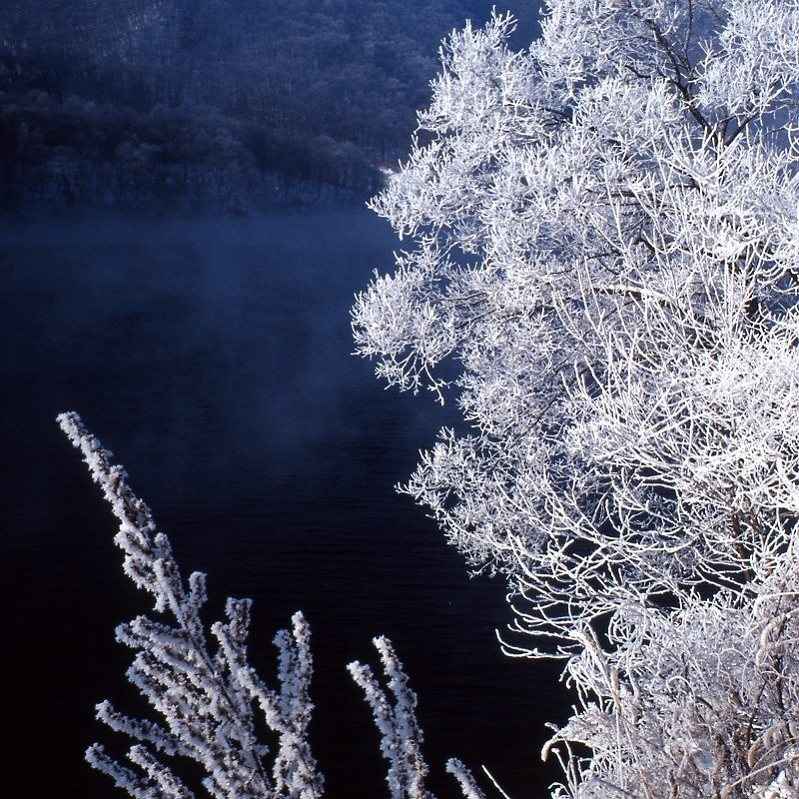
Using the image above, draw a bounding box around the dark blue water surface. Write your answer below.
[1,208,564,798]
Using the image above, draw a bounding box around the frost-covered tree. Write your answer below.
[59,412,492,799]
[354,0,799,639]
[351,2,799,797]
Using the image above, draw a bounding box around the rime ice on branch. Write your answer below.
[58,411,324,799]
[59,412,493,799]
[348,636,490,799]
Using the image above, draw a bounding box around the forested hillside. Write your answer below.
[0,1,536,211]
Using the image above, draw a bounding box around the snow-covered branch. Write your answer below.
[59,411,323,799]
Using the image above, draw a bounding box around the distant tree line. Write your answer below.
[0,0,536,211]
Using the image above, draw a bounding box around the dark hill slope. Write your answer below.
[0,1,539,211]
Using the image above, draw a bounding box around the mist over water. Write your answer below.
[1,207,563,798]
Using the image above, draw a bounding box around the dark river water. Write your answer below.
[1,207,564,798]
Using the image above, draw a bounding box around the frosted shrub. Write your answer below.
[59,412,492,799]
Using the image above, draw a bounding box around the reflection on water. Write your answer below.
[1,208,563,798]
